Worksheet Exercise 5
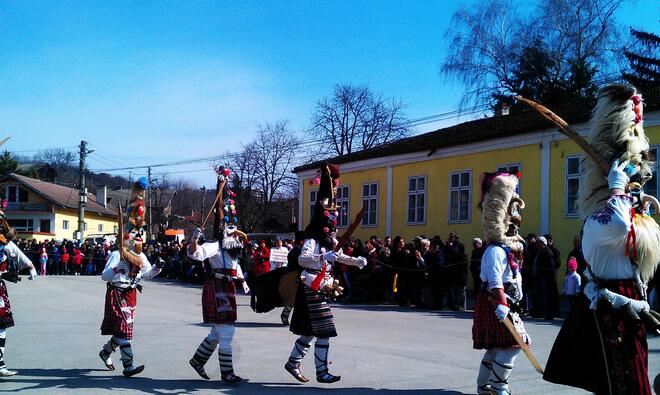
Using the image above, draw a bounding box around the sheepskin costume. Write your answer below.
[480,173,525,254]
[578,84,653,219]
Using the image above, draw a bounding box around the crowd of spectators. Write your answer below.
[13,230,586,317]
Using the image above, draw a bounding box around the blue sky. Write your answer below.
[0,1,657,186]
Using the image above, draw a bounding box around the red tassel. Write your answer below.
[625,208,637,261]
[311,262,327,292]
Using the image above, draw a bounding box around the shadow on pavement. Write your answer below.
[1,369,469,394]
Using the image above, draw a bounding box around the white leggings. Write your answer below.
[477,347,520,394]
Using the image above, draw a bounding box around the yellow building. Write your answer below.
[1,173,118,242]
[294,102,660,271]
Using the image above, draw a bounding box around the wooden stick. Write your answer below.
[515,96,609,173]
[201,178,226,230]
[503,317,544,374]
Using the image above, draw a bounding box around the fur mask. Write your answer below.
[481,173,525,254]
[578,84,653,218]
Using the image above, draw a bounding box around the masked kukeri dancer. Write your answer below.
[98,177,163,377]
[187,166,250,384]
[543,85,660,395]
[0,204,37,377]
[284,163,367,384]
[472,172,529,395]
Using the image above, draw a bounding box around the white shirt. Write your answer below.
[480,245,514,290]
[582,195,636,280]
[298,238,366,289]
[187,241,245,279]
[101,250,160,288]
[5,241,33,270]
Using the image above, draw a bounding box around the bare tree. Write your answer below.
[441,0,626,108]
[33,148,77,183]
[309,84,410,156]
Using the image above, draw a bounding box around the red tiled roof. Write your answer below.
[4,173,118,217]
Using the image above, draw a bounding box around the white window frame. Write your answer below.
[7,219,34,232]
[565,155,583,218]
[98,223,104,232]
[62,220,69,230]
[362,182,379,227]
[309,190,318,221]
[5,185,28,203]
[448,170,472,224]
[496,162,522,195]
[336,185,350,228]
[407,175,427,225]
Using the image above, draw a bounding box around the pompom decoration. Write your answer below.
[136,176,149,190]
[323,210,329,217]
[223,216,230,222]
[229,204,235,210]
[516,171,522,179]
[333,179,339,187]
[323,227,329,233]
[1,199,7,209]
[228,199,235,205]
[333,220,337,226]
[137,206,145,216]
[233,217,238,222]
[313,176,321,185]
[334,211,339,217]
[231,210,236,215]
[223,168,231,176]
[124,234,131,240]
[227,190,236,197]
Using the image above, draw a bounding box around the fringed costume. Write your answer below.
[472,172,529,395]
[285,163,367,384]
[187,166,250,385]
[544,85,660,395]
[98,177,162,377]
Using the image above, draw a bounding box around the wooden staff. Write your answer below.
[516,95,609,173]
[503,317,544,374]
[117,202,143,270]
[201,178,226,230]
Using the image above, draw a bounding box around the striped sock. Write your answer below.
[192,336,218,367]
[0,329,6,370]
[314,338,330,376]
[288,336,312,366]
[218,346,233,376]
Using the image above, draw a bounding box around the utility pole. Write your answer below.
[77,141,94,242]
[147,166,152,240]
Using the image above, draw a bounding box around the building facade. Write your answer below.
[1,173,118,242]
[294,106,660,270]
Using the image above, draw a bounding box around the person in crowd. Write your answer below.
[521,233,537,316]
[49,244,60,275]
[544,234,561,318]
[425,238,445,309]
[60,248,70,276]
[533,236,559,320]
[563,257,581,310]
[379,236,394,303]
[270,239,289,271]
[39,248,48,276]
[253,240,270,277]
[242,244,256,290]
[363,239,384,304]
[445,232,467,311]
[566,234,586,288]
[469,238,485,298]
[71,247,83,276]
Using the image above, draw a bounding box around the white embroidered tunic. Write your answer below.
[101,250,161,289]
[187,241,245,279]
[582,195,636,280]
[298,239,366,289]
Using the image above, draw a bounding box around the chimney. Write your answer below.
[97,185,107,208]
[495,102,510,116]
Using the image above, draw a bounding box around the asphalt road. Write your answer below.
[0,276,657,394]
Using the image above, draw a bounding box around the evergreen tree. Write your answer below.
[0,151,18,176]
[623,29,659,94]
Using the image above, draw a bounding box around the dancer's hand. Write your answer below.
[192,228,203,242]
[494,304,510,323]
[322,251,336,262]
[28,267,38,281]
[608,159,631,191]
